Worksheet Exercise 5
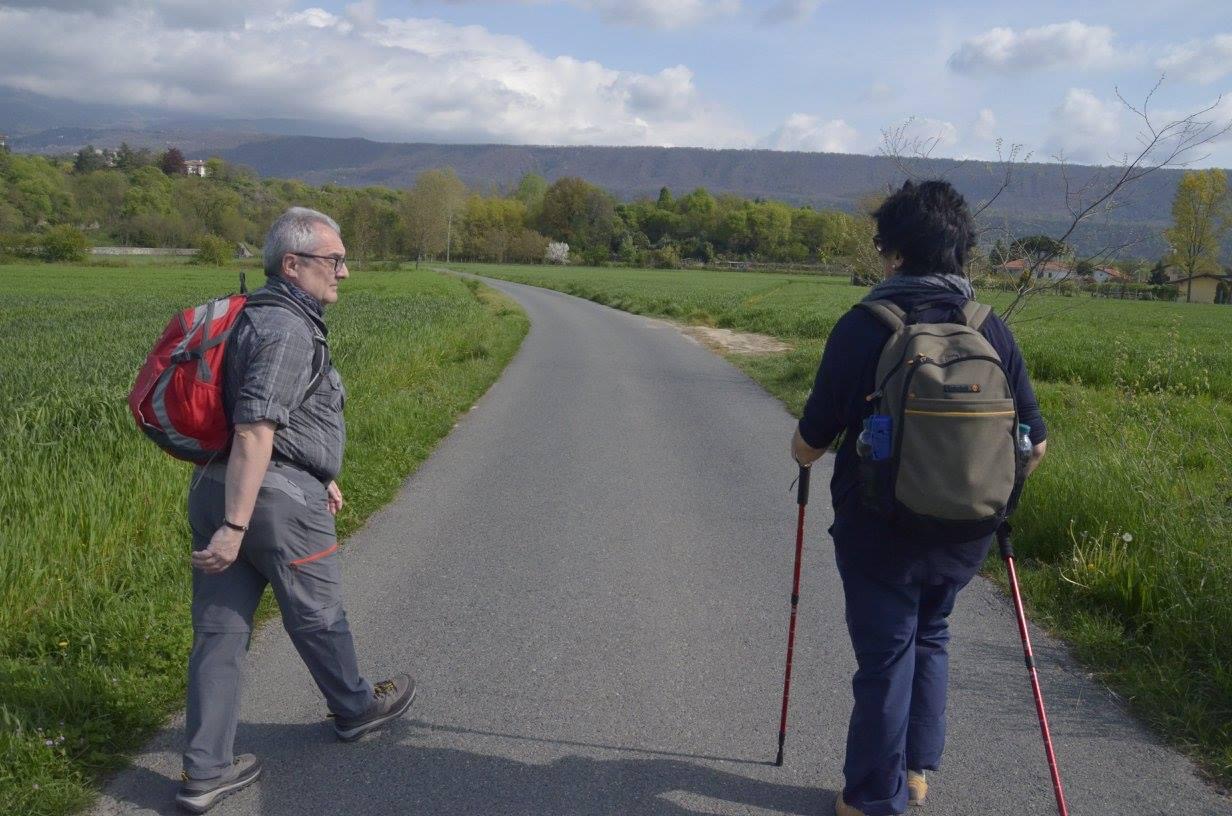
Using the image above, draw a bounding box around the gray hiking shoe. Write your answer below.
[175,754,262,813]
[334,674,416,742]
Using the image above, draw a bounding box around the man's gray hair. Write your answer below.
[263,207,341,276]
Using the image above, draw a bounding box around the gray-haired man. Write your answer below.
[177,208,415,813]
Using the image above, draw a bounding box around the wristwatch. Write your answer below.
[223,518,249,533]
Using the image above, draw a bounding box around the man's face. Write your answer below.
[283,225,349,305]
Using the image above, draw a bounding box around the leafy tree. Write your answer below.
[121,166,173,219]
[40,225,89,262]
[1163,168,1232,302]
[73,145,108,174]
[194,234,232,266]
[1017,234,1069,262]
[513,173,548,220]
[114,142,150,171]
[460,196,528,263]
[1148,261,1170,285]
[656,186,674,210]
[160,147,187,176]
[402,168,468,261]
[2,153,74,227]
[507,228,550,264]
[71,170,128,230]
[538,177,616,252]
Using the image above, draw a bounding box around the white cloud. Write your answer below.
[0,5,751,147]
[759,114,859,153]
[863,82,893,103]
[0,0,280,28]
[577,0,739,28]
[433,0,739,28]
[948,21,1117,75]
[1045,88,1124,163]
[1157,35,1232,84]
[885,116,960,154]
[760,0,820,25]
[973,108,997,141]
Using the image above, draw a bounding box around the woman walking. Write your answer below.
[790,180,1047,815]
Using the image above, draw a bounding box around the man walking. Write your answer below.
[177,207,415,813]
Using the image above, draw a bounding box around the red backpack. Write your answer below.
[128,289,326,464]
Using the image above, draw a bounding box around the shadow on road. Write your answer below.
[106,720,830,816]
[414,719,768,766]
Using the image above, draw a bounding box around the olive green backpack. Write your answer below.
[858,298,1020,540]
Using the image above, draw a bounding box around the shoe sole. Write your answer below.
[335,686,417,742]
[175,765,262,813]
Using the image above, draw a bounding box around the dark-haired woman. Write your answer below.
[790,180,1047,816]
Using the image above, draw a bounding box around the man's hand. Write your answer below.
[326,481,344,515]
[791,428,825,468]
[192,526,244,574]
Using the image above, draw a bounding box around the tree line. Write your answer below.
[0,145,874,267]
[1,144,1225,287]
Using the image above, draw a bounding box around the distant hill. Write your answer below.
[4,83,1223,259]
[216,136,1199,257]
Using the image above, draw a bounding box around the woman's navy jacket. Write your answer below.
[797,291,1046,584]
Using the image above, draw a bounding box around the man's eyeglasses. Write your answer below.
[872,235,884,253]
[292,253,347,273]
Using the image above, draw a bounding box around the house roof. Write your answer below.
[1169,273,1232,283]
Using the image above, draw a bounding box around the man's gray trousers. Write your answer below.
[183,462,372,780]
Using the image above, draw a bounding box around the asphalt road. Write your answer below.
[94,277,1229,816]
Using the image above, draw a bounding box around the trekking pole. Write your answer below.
[774,464,810,767]
[997,523,1070,816]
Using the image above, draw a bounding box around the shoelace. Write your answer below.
[324,680,399,720]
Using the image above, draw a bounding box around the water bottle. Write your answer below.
[1015,422,1032,482]
[857,423,873,459]
[1016,423,1033,459]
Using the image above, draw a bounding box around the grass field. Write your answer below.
[0,262,528,816]
[458,262,1232,788]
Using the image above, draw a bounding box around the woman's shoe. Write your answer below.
[835,794,868,816]
[907,770,928,806]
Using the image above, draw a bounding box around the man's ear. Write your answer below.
[281,253,299,280]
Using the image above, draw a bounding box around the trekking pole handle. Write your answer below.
[796,465,810,507]
[997,521,1014,559]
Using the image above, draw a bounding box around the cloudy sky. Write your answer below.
[1,0,1230,165]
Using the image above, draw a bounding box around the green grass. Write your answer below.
[0,263,528,816]
[458,261,1232,787]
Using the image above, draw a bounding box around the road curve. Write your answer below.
[94,276,1228,816]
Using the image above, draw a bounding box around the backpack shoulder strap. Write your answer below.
[855,299,907,332]
[242,290,330,407]
[961,300,993,331]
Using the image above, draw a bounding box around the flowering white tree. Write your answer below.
[545,241,570,265]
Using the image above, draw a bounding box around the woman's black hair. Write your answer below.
[872,179,976,277]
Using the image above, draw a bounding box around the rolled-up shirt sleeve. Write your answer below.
[231,327,316,429]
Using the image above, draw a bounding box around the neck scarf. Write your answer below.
[864,270,975,302]
[266,274,324,317]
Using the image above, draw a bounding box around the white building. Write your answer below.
[185,159,208,177]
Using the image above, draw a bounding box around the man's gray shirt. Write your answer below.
[222,280,346,482]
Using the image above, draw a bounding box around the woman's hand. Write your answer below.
[791,428,824,467]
